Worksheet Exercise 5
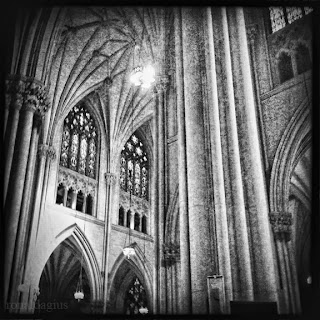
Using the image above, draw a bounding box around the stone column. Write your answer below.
[129,212,134,230]
[19,144,55,310]
[71,190,77,210]
[174,7,192,314]
[234,7,278,302]
[270,211,301,313]
[4,100,37,303]
[9,116,41,305]
[4,84,11,138]
[102,172,117,314]
[82,194,87,213]
[181,7,216,313]
[205,7,233,311]
[4,80,24,203]
[63,186,68,206]
[246,24,269,174]
[139,215,142,232]
[151,94,159,313]
[156,75,169,314]
[221,7,254,301]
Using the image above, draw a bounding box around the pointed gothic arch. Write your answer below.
[36,224,102,302]
[269,97,311,212]
[108,243,153,313]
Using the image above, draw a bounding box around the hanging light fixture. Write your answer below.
[74,257,84,301]
[138,233,148,314]
[74,204,87,301]
[129,9,155,89]
[123,97,136,260]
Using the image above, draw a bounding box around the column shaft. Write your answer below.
[4,97,23,203]
[174,7,192,314]
[19,146,48,309]
[63,187,68,206]
[205,7,233,311]
[4,104,36,303]
[152,97,159,313]
[158,84,167,313]
[235,7,278,301]
[221,7,254,300]
[9,124,39,304]
[181,7,215,313]
[276,239,290,313]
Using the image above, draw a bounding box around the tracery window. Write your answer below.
[56,104,98,216]
[120,133,148,200]
[124,277,147,315]
[60,104,97,178]
[269,7,313,33]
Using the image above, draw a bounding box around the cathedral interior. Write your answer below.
[2,4,319,316]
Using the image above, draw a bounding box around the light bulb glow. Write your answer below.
[130,65,155,88]
[123,247,136,259]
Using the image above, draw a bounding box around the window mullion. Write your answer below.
[283,7,289,24]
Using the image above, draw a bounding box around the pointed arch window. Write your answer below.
[60,104,97,179]
[120,133,149,200]
[124,277,147,315]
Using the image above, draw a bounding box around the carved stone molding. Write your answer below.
[58,166,97,196]
[163,242,180,264]
[119,190,149,216]
[269,211,292,240]
[105,172,117,186]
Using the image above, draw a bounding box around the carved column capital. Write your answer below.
[105,172,117,186]
[47,146,56,161]
[269,211,292,241]
[12,93,24,111]
[38,144,56,160]
[24,80,51,116]
[38,144,49,158]
[246,24,258,45]
[163,242,180,265]
[155,75,170,93]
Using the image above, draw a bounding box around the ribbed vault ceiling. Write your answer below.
[47,7,173,162]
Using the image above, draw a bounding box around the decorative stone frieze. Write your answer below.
[163,242,180,264]
[119,190,149,217]
[105,172,117,186]
[269,211,292,240]
[58,166,97,196]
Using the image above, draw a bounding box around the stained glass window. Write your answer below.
[125,277,147,315]
[120,133,148,200]
[60,105,98,178]
[269,7,313,33]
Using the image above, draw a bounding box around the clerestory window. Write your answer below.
[56,104,98,216]
[60,104,97,178]
[120,133,148,200]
